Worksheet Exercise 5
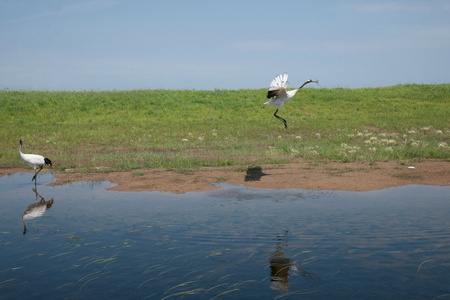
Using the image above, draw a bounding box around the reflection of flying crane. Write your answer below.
[269,230,318,292]
[270,230,293,291]
[22,187,54,235]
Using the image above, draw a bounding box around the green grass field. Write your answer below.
[1,84,449,173]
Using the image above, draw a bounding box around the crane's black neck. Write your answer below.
[298,80,315,90]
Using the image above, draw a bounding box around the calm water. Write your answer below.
[0,173,449,300]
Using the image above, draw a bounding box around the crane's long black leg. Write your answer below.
[274,109,288,129]
[23,218,27,235]
[32,165,43,182]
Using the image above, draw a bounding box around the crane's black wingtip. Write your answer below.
[267,90,278,99]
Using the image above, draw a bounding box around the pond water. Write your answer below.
[0,172,449,299]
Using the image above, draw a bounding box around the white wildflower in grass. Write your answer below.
[188,133,193,137]
[365,136,378,144]
[435,130,443,134]
[338,143,360,157]
[266,146,277,155]
[303,146,319,155]
[198,136,204,141]
[347,134,355,138]
[369,147,377,152]
[421,126,431,131]
[355,131,371,137]
[379,138,396,145]
[315,133,321,139]
[438,142,448,149]
[182,138,189,142]
[295,135,302,139]
[212,129,218,136]
[339,143,361,157]
[224,136,238,142]
[365,137,397,147]
[289,146,299,156]
[407,139,428,148]
[278,135,282,139]
[408,130,416,134]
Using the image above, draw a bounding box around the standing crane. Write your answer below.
[264,73,318,129]
[19,139,52,184]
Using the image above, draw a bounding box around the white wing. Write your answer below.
[268,73,289,91]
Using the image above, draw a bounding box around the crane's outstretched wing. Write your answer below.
[267,73,288,99]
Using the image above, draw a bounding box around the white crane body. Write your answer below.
[265,89,299,110]
[20,152,48,169]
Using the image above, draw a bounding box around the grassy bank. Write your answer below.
[1,84,449,172]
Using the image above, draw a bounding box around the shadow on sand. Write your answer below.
[244,166,268,182]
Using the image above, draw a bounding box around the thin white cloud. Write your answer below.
[355,2,431,13]
[56,0,118,15]
[316,34,450,53]
[419,26,450,39]
[359,0,449,13]
[3,0,117,24]
[232,41,284,52]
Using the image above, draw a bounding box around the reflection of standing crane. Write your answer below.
[22,187,54,235]
[19,139,52,184]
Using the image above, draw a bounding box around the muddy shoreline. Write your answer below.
[3,160,448,194]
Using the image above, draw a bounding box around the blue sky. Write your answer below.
[1,0,449,90]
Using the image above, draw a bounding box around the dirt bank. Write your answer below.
[3,160,447,193]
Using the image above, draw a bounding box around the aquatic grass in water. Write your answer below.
[0,173,449,299]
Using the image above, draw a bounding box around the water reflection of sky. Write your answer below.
[0,173,449,299]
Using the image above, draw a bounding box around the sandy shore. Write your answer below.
[3,160,448,193]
